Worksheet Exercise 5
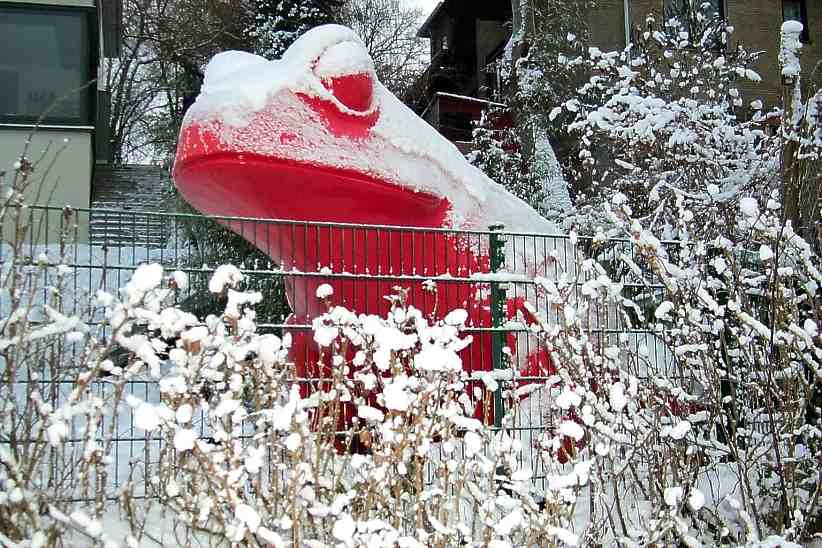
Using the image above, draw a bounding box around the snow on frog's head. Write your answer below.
[174,24,559,234]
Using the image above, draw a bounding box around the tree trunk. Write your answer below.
[798,173,821,249]
[508,0,572,216]
[510,0,534,62]
[780,79,821,251]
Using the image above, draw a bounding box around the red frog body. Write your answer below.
[173,25,571,426]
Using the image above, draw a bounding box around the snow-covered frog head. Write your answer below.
[173,25,556,235]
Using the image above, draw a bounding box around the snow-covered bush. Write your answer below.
[0,159,161,546]
[2,146,820,546]
[538,192,822,545]
[123,275,586,547]
[547,6,769,232]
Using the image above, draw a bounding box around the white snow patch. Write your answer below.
[559,420,584,441]
[209,264,243,293]
[316,283,334,299]
[739,197,759,217]
[664,486,684,507]
[443,308,468,326]
[173,428,196,451]
[314,40,375,79]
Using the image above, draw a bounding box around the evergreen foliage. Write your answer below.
[469,0,592,218]
[468,111,547,215]
[249,0,344,58]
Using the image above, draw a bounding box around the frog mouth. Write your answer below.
[173,150,452,267]
[174,152,450,227]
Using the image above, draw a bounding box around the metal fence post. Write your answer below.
[489,224,506,428]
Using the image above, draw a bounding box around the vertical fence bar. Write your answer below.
[489,224,506,428]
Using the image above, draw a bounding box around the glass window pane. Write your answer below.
[783,0,802,22]
[0,8,90,124]
[664,0,721,17]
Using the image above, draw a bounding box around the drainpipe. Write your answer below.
[623,0,631,47]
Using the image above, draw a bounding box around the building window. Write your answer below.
[783,0,810,42]
[704,0,724,19]
[0,6,92,125]
[661,0,725,47]
[664,0,725,21]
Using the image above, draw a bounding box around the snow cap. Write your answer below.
[314,40,375,79]
[781,20,804,34]
[282,24,365,67]
[184,25,565,238]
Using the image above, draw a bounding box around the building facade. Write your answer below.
[0,0,120,240]
[593,0,821,107]
[417,0,820,145]
[416,1,512,147]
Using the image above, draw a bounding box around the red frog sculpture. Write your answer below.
[174,25,573,430]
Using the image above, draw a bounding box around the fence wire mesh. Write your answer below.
[4,205,684,497]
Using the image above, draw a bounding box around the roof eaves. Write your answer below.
[417,1,445,38]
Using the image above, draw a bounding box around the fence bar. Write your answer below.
[8,204,691,494]
[489,224,506,428]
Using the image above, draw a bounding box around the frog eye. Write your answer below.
[314,41,375,112]
[322,73,374,112]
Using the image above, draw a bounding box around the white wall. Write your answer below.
[0,126,92,243]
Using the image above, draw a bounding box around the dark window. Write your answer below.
[0,6,92,125]
[662,0,725,48]
[705,0,724,19]
[664,0,724,21]
[783,0,810,42]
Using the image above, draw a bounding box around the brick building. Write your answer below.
[593,0,821,106]
[417,0,820,141]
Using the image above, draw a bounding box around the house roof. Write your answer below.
[417,1,444,38]
[418,1,513,38]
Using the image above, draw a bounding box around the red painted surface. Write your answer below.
[322,73,374,113]
[173,68,574,453]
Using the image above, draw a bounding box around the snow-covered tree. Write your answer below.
[469,110,543,214]
[469,0,588,221]
[542,5,821,255]
[548,4,767,236]
[779,21,822,251]
[249,0,343,58]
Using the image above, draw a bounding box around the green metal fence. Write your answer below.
[4,204,680,494]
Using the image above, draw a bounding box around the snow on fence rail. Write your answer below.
[7,205,681,497]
